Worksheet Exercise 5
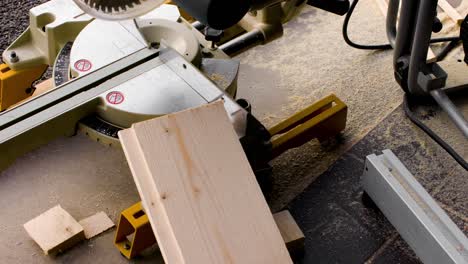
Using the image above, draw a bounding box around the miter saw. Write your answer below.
[0,0,350,190]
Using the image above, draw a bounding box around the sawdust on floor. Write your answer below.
[236,4,405,210]
[209,73,230,88]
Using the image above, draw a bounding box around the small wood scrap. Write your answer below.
[33,78,54,96]
[78,212,115,239]
[119,101,293,263]
[274,210,305,257]
[9,78,54,110]
[438,0,464,25]
[23,205,85,255]
[426,48,438,64]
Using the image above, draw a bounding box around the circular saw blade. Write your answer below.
[73,0,165,20]
[53,42,73,87]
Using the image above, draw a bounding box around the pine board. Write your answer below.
[119,101,292,264]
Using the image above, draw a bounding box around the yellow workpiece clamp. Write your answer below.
[0,63,47,111]
[114,202,156,259]
[115,202,305,260]
[269,94,347,158]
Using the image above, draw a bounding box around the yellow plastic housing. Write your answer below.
[0,63,48,111]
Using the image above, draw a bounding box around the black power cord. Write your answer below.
[404,94,468,170]
[342,0,460,50]
[435,40,462,62]
[343,0,467,170]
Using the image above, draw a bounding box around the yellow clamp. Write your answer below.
[115,202,305,260]
[0,63,47,111]
[114,202,156,259]
[269,94,347,158]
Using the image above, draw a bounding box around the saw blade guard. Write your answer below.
[73,0,165,20]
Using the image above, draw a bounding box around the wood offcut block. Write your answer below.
[119,101,293,264]
[24,205,85,255]
[79,211,115,239]
[274,210,305,256]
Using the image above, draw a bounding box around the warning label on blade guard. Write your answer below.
[106,91,125,105]
[74,59,92,72]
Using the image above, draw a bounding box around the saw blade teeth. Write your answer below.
[91,0,100,10]
[78,0,144,13]
[116,0,127,12]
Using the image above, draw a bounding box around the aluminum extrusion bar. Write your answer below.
[362,150,468,264]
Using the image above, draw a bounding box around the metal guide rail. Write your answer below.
[362,150,468,264]
[0,47,248,172]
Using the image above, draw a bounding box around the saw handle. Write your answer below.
[172,0,250,30]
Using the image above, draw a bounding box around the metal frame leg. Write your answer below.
[430,89,468,138]
[388,0,468,138]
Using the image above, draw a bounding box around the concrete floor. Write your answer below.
[0,1,467,263]
[237,4,404,211]
[289,97,468,263]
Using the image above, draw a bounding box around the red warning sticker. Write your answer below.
[106,91,125,105]
[74,59,92,72]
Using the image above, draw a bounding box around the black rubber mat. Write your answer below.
[288,105,467,264]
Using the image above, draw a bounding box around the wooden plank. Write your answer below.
[274,210,305,256]
[375,0,436,62]
[426,48,438,63]
[78,212,115,239]
[119,101,292,264]
[24,205,85,255]
[438,0,464,25]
